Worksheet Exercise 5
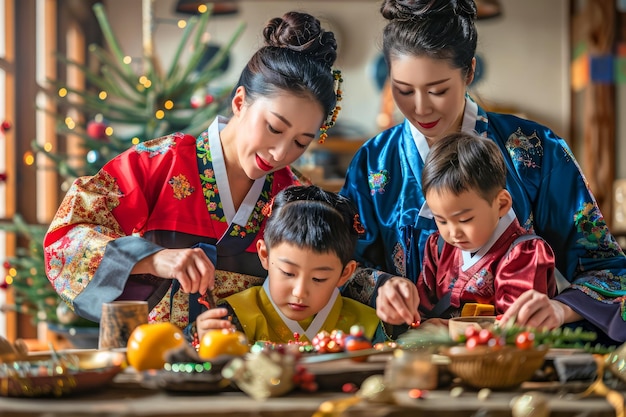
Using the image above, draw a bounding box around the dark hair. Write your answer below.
[380,0,477,78]
[234,11,339,118]
[422,132,507,202]
[263,185,360,266]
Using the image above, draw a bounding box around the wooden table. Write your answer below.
[0,358,620,417]
[0,379,617,417]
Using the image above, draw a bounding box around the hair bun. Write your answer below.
[380,0,477,21]
[263,12,338,70]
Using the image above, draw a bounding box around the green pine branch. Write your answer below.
[2,2,245,325]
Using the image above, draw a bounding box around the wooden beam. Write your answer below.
[3,0,17,342]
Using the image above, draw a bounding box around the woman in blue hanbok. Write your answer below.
[340,0,626,343]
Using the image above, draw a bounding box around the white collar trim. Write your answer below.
[262,279,339,341]
[461,208,516,271]
[208,117,265,225]
[409,96,480,162]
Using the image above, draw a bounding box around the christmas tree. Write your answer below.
[1,2,244,326]
[39,2,244,180]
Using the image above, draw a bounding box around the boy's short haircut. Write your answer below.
[422,132,507,202]
[263,185,360,266]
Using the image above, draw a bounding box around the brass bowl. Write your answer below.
[440,345,549,389]
[0,349,125,397]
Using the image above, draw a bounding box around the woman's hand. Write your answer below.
[195,308,235,340]
[133,248,215,295]
[376,277,421,326]
[498,289,580,329]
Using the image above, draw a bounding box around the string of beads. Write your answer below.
[318,69,343,144]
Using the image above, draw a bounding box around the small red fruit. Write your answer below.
[477,328,493,344]
[515,331,535,350]
[464,326,479,339]
[487,336,505,349]
[465,335,481,350]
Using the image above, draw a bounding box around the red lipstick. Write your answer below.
[418,120,439,129]
[256,155,274,172]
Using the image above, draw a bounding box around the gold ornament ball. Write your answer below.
[510,391,550,417]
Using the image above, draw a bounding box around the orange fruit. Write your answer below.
[345,338,373,362]
[198,328,249,360]
[126,322,185,371]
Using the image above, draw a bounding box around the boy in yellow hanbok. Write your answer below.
[192,185,386,344]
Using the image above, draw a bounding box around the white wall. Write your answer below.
[472,0,569,138]
[103,0,569,139]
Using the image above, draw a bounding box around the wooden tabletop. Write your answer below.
[0,379,617,417]
[0,358,619,417]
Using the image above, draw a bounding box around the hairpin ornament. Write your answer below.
[319,69,343,144]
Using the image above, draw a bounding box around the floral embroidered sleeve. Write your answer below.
[43,133,198,321]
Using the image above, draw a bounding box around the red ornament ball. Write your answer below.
[87,120,108,140]
[1,120,11,132]
[342,383,358,393]
[190,96,203,109]
[408,388,426,399]
[349,324,365,337]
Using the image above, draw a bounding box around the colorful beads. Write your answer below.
[318,69,343,144]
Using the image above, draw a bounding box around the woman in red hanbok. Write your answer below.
[43,11,343,337]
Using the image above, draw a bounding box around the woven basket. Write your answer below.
[441,345,549,389]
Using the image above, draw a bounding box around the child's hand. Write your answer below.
[376,276,421,326]
[195,308,235,341]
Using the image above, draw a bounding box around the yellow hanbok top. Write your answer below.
[224,284,381,344]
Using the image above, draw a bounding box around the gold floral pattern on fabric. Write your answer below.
[171,286,191,327]
[148,286,196,329]
[135,134,178,157]
[158,285,194,329]
[168,174,195,200]
[148,271,264,329]
[47,228,109,303]
[213,270,265,299]
[149,287,173,324]
[505,128,543,169]
[48,171,123,232]
[45,171,126,304]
